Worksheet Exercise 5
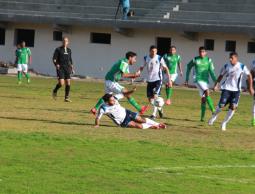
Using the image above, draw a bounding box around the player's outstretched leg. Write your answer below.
[25,72,31,84]
[208,105,222,126]
[200,97,206,122]
[64,79,72,102]
[128,115,166,129]
[123,88,148,115]
[52,79,64,100]
[221,106,236,131]
[17,71,22,85]
[165,83,173,105]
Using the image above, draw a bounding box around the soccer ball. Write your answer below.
[154,97,165,108]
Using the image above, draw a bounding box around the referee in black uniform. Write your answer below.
[52,37,74,102]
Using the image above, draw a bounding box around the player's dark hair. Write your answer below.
[126,51,137,59]
[171,45,176,49]
[199,46,206,51]
[150,45,157,51]
[230,52,238,57]
[102,93,113,102]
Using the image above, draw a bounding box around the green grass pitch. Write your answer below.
[0,75,255,194]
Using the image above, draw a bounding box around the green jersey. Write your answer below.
[105,58,130,82]
[16,47,31,64]
[185,56,217,83]
[163,54,181,74]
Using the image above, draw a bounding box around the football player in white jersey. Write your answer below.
[208,52,254,131]
[95,93,166,129]
[140,45,171,119]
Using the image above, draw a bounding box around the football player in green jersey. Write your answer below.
[91,51,148,115]
[16,41,32,84]
[185,46,217,122]
[162,46,183,105]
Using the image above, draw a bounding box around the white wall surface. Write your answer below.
[0,23,254,85]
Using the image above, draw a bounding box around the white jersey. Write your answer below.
[143,54,166,82]
[220,62,250,91]
[97,100,126,125]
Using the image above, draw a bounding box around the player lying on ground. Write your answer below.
[95,93,166,129]
[140,45,171,119]
[16,41,32,85]
[91,51,148,115]
[208,52,254,131]
[185,46,217,122]
[162,45,183,105]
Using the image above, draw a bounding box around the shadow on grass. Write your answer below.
[0,116,114,128]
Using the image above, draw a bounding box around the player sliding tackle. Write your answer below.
[91,51,148,115]
[209,52,254,131]
[95,93,166,129]
[185,46,217,122]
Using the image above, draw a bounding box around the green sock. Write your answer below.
[206,96,215,113]
[128,97,141,111]
[25,73,30,80]
[18,72,22,81]
[201,103,206,121]
[95,98,104,110]
[166,87,173,99]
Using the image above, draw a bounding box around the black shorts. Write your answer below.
[57,66,71,80]
[218,90,240,108]
[147,80,162,98]
[121,109,138,128]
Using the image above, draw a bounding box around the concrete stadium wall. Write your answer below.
[0,22,254,85]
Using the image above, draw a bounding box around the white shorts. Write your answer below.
[105,80,125,99]
[196,81,209,97]
[163,73,178,84]
[17,64,28,73]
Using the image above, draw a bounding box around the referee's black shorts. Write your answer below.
[57,66,71,80]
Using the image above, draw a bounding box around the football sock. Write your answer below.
[142,123,152,129]
[65,85,70,99]
[206,96,215,113]
[223,109,235,124]
[201,102,206,121]
[95,98,104,110]
[53,83,61,93]
[166,87,173,99]
[145,118,159,126]
[17,72,22,81]
[152,106,158,117]
[128,97,141,112]
[25,73,30,80]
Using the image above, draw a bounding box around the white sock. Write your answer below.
[214,106,222,115]
[252,100,255,119]
[142,123,152,129]
[152,106,158,117]
[223,109,235,124]
[145,118,159,126]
